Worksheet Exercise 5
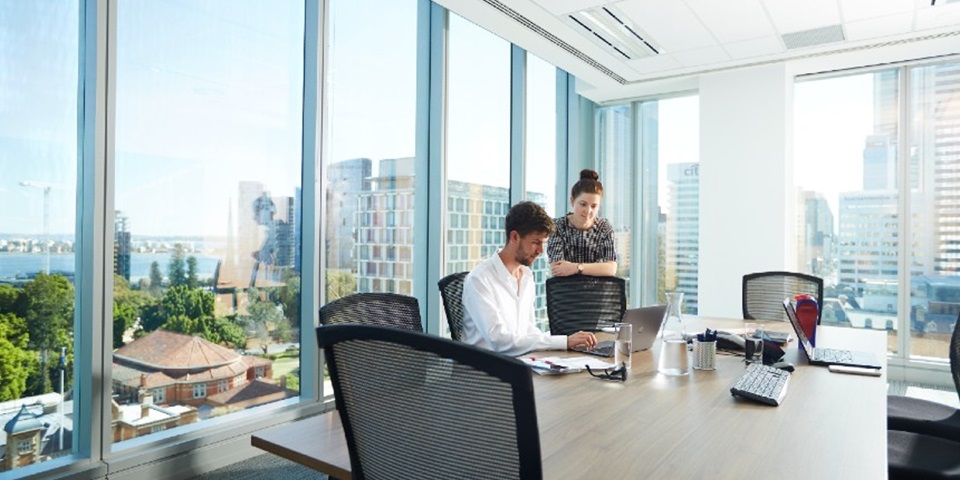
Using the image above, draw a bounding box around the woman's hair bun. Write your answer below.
[579,169,599,181]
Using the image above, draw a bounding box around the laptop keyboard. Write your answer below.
[730,363,791,406]
[813,347,853,363]
[581,342,613,357]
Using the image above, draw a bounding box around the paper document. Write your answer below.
[520,355,616,375]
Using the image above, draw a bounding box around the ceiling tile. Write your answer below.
[615,0,717,52]
[723,36,785,59]
[531,0,611,16]
[916,3,960,30]
[685,0,777,43]
[762,0,842,34]
[624,54,684,74]
[844,12,915,41]
[840,0,915,22]
[671,45,731,67]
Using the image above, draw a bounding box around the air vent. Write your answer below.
[781,24,846,50]
[564,6,660,61]
[480,0,627,84]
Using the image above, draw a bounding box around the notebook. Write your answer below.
[782,299,882,369]
[573,305,667,357]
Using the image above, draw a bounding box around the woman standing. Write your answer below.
[547,169,618,277]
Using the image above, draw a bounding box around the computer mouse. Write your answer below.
[770,361,795,372]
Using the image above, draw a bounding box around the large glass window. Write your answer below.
[324,0,417,300]
[596,105,633,288]
[112,0,304,446]
[657,96,701,313]
[795,70,901,353]
[0,2,80,470]
[908,62,960,360]
[445,14,510,278]
[525,53,558,331]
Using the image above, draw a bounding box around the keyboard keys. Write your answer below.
[730,363,791,406]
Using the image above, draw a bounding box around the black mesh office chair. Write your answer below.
[887,314,960,444]
[319,292,422,332]
[888,430,960,479]
[438,271,469,341]
[317,324,543,480]
[545,275,626,336]
[742,271,824,323]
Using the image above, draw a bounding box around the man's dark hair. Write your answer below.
[504,201,555,241]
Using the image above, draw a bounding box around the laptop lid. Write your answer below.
[621,305,667,351]
[782,298,815,356]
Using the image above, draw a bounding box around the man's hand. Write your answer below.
[550,260,579,277]
[567,331,598,350]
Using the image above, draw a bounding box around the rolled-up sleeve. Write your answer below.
[462,273,566,357]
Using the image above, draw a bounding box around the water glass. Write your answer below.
[744,323,764,364]
[613,322,632,372]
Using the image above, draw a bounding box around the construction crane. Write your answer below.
[19,180,54,274]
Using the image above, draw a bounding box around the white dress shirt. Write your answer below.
[460,252,566,356]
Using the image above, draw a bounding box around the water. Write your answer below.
[614,339,632,372]
[658,339,690,376]
[0,253,219,281]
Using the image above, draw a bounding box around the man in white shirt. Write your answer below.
[461,201,598,356]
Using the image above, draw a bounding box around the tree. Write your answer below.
[325,271,356,301]
[186,256,199,289]
[113,274,155,347]
[149,261,164,297]
[168,243,187,287]
[141,285,214,332]
[0,284,24,315]
[0,314,36,401]
[276,273,300,333]
[22,273,74,395]
[246,300,285,353]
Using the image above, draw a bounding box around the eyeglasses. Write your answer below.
[586,363,627,382]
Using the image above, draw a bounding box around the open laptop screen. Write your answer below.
[782,298,815,356]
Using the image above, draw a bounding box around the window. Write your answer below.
[0,1,80,468]
[325,0,417,298]
[596,105,633,285]
[193,383,207,399]
[656,96,701,313]
[524,53,558,331]
[152,388,165,404]
[218,380,229,393]
[795,71,901,354]
[113,1,304,445]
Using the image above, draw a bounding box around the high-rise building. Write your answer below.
[797,191,834,278]
[326,158,372,271]
[351,157,551,328]
[665,162,699,313]
[114,211,131,280]
[863,134,897,190]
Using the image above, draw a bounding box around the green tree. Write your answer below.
[0,284,24,315]
[277,273,300,333]
[149,261,164,297]
[141,285,214,332]
[168,243,187,287]
[0,314,36,401]
[22,273,74,395]
[186,256,199,289]
[325,270,356,301]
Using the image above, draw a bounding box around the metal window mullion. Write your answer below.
[897,66,911,362]
[510,45,525,206]
[555,70,569,216]
[299,0,322,400]
[415,0,445,336]
[633,101,659,307]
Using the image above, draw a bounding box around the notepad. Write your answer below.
[520,355,616,375]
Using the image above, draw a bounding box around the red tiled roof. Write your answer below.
[114,330,240,370]
[206,379,294,405]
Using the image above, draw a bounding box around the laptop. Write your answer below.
[574,305,667,357]
[781,299,882,369]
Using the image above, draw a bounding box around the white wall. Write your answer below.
[698,64,794,317]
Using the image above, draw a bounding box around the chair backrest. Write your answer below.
[951,314,960,400]
[545,275,626,335]
[319,293,422,332]
[742,271,824,323]
[438,271,469,341]
[317,324,542,480]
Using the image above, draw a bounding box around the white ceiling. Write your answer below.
[436,0,960,102]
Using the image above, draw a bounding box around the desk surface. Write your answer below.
[252,317,888,479]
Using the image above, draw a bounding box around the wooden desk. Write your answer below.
[252,317,888,479]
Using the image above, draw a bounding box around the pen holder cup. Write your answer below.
[693,340,717,371]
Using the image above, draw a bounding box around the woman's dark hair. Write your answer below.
[570,169,603,200]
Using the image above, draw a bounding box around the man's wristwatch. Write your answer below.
[577,263,584,274]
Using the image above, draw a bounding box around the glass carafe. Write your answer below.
[658,291,690,376]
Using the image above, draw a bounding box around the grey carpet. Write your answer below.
[192,453,328,480]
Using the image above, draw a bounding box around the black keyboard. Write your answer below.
[730,363,791,406]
